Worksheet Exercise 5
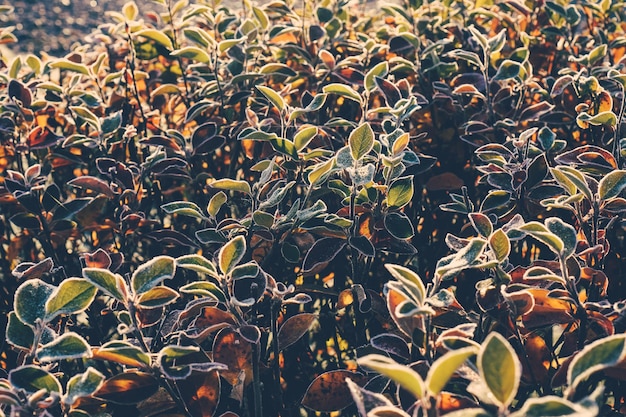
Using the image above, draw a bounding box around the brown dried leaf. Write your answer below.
[301,370,367,412]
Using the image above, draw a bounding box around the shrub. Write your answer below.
[0,0,626,416]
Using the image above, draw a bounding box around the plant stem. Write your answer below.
[251,342,263,417]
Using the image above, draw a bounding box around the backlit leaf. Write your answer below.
[426,346,478,396]
[82,267,127,302]
[349,122,374,161]
[358,354,425,400]
[256,85,285,112]
[469,213,493,237]
[213,328,253,386]
[278,313,317,351]
[219,235,246,275]
[511,396,584,417]
[92,341,151,368]
[180,281,227,302]
[211,179,251,195]
[131,256,176,294]
[135,29,173,50]
[598,170,626,201]
[93,372,159,405]
[294,125,318,151]
[176,254,219,278]
[385,263,426,305]
[387,176,414,209]
[568,334,626,389]
[302,370,367,412]
[45,278,96,320]
[171,46,211,63]
[518,222,564,255]
[489,229,510,262]
[137,286,180,308]
[478,332,520,408]
[545,217,577,259]
[323,83,362,103]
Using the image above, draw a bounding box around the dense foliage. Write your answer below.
[1,0,626,416]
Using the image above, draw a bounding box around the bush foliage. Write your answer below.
[1,0,626,416]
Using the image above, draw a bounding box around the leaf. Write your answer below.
[384,264,426,305]
[93,372,159,405]
[45,278,96,320]
[576,111,617,127]
[387,176,414,209]
[302,370,367,412]
[14,279,55,326]
[302,237,346,274]
[365,61,389,91]
[211,179,252,195]
[567,334,626,390]
[369,406,412,417]
[131,256,176,294]
[177,370,221,417]
[256,85,285,112]
[180,281,227,303]
[49,59,89,75]
[171,46,211,63]
[207,191,227,218]
[219,235,246,275]
[68,176,116,198]
[545,217,577,259]
[212,328,253,386]
[493,59,523,80]
[478,332,520,409]
[294,125,318,151]
[489,229,510,262]
[161,201,206,220]
[511,396,584,417]
[426,346,478,396]
[151,84,181,97]
[135,29,173,49]
[82,267,127,302]
[9,365,62,393]
[598,170,626,201]
[358,354,425,400]
[37,332,91,362]
[176,254,219,278]
[64,367,105,406]
[278,313,317,350]
[518,222,564,255]
[370,333,410,360]
[436,238,488,280]
[6,312,34,350]
[469,213,493,237]
[92,341,151,368]
[349,122,375,161]
[137,286,180,308]
[384,212,415,240]
[323,83,362,103]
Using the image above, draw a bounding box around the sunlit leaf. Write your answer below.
[387,176,414,209]
[256,85,285,112]
[358,354,425,400]
[598,170,626,201]
[45,278,96,320]
[567,334,626,390]
[349,122,374,161]
[64,367,105,406]
[135,29,173,50]
[14,279,55,326]
[131,256,176,294]
[9,365,62,393]
[82,267,127,302]
[37,332,91,362]
[478,332,520,409]
[93,372,159,405]
[426,346,478,396]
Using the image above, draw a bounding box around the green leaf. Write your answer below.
[387,176,414,209]
[161,201,206,220]
[493,59,523,80]
[207,191,227,218]
[511,396,584,417]
[349,122,375,161]
[256,85,285,112]
[545,217,577,259]
[598,169,626,201]
[385,264,426,305]
[131,256,176,294]
[176,254,219,278]
[567,334,626,389]
[137,286,179,308]
[218,37,245,53]
[14,279,55,326]
[308,158,335,186]
[384,212,415,240]
[49,59,89,75]
[365,61,389,91]
[554,166,593,201]
[577,111,617,127]
[478,332,520,409]
[180,281,227,302]
[436,238,488,280]
[64,367,105,406]
[211,179,252,195]
[294,126,318,151]
[219,235,246,275]
[588,44,607,66]
[6,312,34,350]
[270,137,298,158]
[426,346,478,396]
[93,372,159,405]
[135,29,173,50]
[171,46,211,63]
[358,354,425,400]
[469,213,493,237]
[92,341,151,368]
[523,266,564,283]
[82,267,127,302]
[489,229,510,262]
[9,365,62,393]
[323,83,362,103]
[151,84,181,97]
[518,221,564,255]
[252,6,269,30]
[45,278,96,320]
[37,332,91,362]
